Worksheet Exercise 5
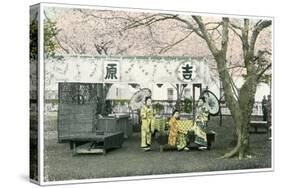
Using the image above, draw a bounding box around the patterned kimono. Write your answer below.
[194,104,209,147]
[168,117,177,146]
[140,105,155,147]
[168,117,187,150]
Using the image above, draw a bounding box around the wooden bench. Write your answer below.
[156,131,216,152]
[249,121,268,133]
[154,119,216,152]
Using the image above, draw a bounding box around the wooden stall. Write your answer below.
[57,82,124,155]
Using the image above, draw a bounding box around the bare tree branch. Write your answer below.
[192,16,220,56]
[206,22,222,31]
[230,22,242,30]
[229,25,243,41]
[254,19,263,27]
[248,20,272,58]
[76,9,133,22]
[159,31,194,54]
[123,13,178,31]
[94,41,112,55]
[241,18,250,67]
[240,19,272,76]
[256,63,272,81]
[164,16,205,39]
[221,17,229,59]
[227,64,246,69]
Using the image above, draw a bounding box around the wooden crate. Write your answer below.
[97,114,131,138]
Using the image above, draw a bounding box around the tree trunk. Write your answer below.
[236,117,250,159]
[222,68,257,159]
[222,113,250,159]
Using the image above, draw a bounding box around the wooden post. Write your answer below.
[192,83,202,120]
[160,145,164,152]
[72,142,77,156]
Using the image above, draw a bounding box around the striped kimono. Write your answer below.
[194,104,209,147]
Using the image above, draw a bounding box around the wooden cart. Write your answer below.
[57,83,125,155]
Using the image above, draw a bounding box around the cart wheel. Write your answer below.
[202,90,220,116]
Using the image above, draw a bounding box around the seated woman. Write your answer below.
[193,96,209,150]
[168,109,189,151]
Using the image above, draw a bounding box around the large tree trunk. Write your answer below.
[214,52,257,159]
[225,111,251,159]
[223,66,258,159]
[223,118,249,159]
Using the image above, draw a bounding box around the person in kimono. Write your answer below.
[140,97,155,151]
[168,109,189,151]
[194,96,209,150]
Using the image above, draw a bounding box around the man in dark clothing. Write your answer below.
[262,95,268,121]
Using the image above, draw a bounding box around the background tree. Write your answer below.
[172,84,187,112]
[30,12,39,60]
[30,11,60,60]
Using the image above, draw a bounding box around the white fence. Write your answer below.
[220,102,263,116]
[43,100,264,116]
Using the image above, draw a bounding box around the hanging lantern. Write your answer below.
[156,83,163,88]
[129,83,138,88]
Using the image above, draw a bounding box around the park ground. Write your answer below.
[43,113,272,182]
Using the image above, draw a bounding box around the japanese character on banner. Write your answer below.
[104,61,120,82]
[177,62,196,82]
[182,63,193,80]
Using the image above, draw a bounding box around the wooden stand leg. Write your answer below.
[72,142,77,156]
[70,141,74,150]
[160,145,164,152]
[207,142,212,150]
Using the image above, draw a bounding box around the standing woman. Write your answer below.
[140,97,154,151]
[194,96,209,150]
